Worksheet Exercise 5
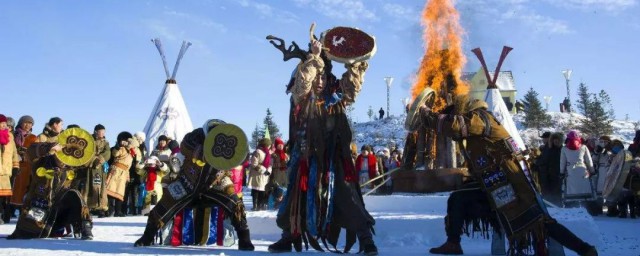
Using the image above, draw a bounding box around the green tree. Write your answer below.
[521,87,552,129]
[263,108,281,138]
[250,123,264,149]
[579,90,614,137]
[576,82,591,116]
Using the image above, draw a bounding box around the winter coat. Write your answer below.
[36,125,58,143]
[355,154,378,180]
[591,151,612,194]
[0,132,19,196]
[137,161,168,209]
[106,146,133,201]
[560,145,594,196]
[84,137,111,210]
[10,133,37,206]
[270,152,289,188]
[10,143,91,239]
[247,149,270,191]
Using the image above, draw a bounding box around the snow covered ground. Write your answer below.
[1,194,639,255]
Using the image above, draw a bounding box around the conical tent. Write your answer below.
[472,46,526,151]
[143,39,194,152]
[484,88,526,151]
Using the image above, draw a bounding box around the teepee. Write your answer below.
[143,39,194,151]
[472,46,526,151]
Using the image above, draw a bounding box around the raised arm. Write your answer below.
[339,61,368,105]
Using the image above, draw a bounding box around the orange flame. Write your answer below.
[411,0,469,112]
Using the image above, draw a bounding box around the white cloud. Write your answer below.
[458,0,572,35]
[544,0,637,12]
[163,10,227,33]
[229,0,298,23]
[382,3,419,23]
[515,12,571,34]
[144,20,178,41]
[293,0,376,22]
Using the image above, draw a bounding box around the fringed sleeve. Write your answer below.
[292,53,325,105]
[339,61,368,105]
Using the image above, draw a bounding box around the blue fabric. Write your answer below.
[612,146,623,154]
[207,207,218,245]
[306,158,318,236]
[102,162,109,173]
[279,144,300,216]
[323,143,337,233]
[182,207,195,245]
[137,183,146,208]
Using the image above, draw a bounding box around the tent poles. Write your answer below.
[171,41,192,80]
[152,38,171,79]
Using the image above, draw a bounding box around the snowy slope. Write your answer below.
[1,195,638,255]
[353,112,638,150]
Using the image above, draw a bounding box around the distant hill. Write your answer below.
[353,112,638,152]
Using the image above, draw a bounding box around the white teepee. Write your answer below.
[484,88,526,151]
[143,39,194,151]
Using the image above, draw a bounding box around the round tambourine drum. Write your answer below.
[203,123,249,171]
[405,88,436,131]
[602,150,634,202]
[320,26,376,64]
[56,128,96,167]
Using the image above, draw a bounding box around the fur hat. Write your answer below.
[117,131,133,144]
[599,135,611,142]
[94,124,105,131]
[17,115,34,129]
[0,114,7,123]
[6,117,15,129]
[259,137,271,148]
[134,132,146,143]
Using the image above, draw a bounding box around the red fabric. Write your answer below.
[129,148,136,157]
[171,210,184,246]
[216,207,225,246]
[230,167,244,194]
[274,138,287,170]
[343,160,357,183]
[299,159,309,192]
[0,129,9,146]
[258,146,271,169]
[355,154,378,179]
[145,166,157,191]
[567,138,582,150]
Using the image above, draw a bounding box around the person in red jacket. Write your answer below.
[355,145,378,192]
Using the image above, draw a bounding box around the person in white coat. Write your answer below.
[560,130,595,203]
[247,138,271,211]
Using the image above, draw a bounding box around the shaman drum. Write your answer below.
[602,150,634,203]
[320,26,376,64]
[56,128,95,167]
[203,123,249,171]
[405,88,436,131]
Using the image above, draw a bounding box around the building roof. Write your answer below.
[462,70,516,92]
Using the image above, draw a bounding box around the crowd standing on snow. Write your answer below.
[532,130,640,218]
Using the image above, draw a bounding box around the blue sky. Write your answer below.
[1,0,638,143]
